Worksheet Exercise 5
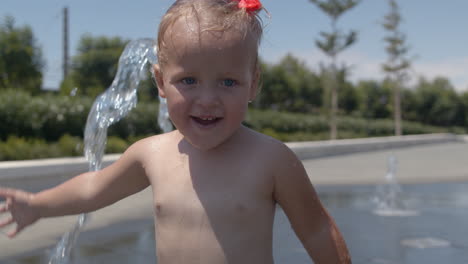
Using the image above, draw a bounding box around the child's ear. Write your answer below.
[249,64,261,101]
[153,64,166,98]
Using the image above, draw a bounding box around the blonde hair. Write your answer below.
[156,0,264,67]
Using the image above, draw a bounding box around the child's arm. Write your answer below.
[272,145,351,264]
[0,140,150,238]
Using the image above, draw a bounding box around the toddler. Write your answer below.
[0,0,351,263]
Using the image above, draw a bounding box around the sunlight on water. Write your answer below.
[400,237,451,249]
[48,38,172,264]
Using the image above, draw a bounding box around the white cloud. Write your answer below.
[413,58,468,92]
[262,49,468,92]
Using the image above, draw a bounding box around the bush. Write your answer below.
[0,90,92,140]
[0,90,465,161]
[0,136,57,161]
[0,89,161,141]
[106,136,129,154]
[58,134,83,156]
[245,109,459,141]
[0,134,131,161]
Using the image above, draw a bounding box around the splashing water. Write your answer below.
[48,38,172,264]
[372,155,419,217]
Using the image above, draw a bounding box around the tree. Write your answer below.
[460,91,468,129]
[335,67,358,114]
[63,34,128,97]
[355,80,391,119]
[381,0,411,136]
[412,77,462,127]
[0,16,44,93]
[256,55,322,113]
[309,0,360,139]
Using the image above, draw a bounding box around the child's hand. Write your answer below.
[0,187,40,238]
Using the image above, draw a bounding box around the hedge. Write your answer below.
[0,89,161,141]
[0,90,463,160]
[244,109,453,141]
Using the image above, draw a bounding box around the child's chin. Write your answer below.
[186,137,227,151]
[190,141,222,151]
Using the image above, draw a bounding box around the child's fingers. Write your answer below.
[0,215,14,228]
[0,187,10,196]
[0,202,7,213]
[0,197,12,212]
[7,225,20,238]
[0,188,15,199]
[0,188,31,201]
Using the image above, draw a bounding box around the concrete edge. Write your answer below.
[0,133,465,181]
[288,133,464,160]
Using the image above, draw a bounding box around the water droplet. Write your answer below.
[70,87,78,96]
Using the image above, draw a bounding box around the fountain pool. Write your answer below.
[3,180,468,264]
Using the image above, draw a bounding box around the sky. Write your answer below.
[2,0,468,92]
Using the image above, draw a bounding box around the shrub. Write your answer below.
[0,90,161,141]
[106,136,129,154]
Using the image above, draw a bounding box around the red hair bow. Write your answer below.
[234,0,262,13]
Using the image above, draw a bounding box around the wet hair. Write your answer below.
[156,0,264,67]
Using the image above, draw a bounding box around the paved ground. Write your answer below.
[303,141,468,185]
[0,141,467,259]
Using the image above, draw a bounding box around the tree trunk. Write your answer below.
[330,78,338,140]
[394,81,402,136]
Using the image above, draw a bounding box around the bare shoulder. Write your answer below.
[245,128,301,171]
[245,129,314,200]
[126,131,180,155]
[123,131,183,173]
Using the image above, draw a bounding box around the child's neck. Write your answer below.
[176,125,250,156]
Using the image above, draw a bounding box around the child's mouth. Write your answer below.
[191,116,222,126]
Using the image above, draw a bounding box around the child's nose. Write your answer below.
[195,87,221,108]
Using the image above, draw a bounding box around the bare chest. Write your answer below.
[149,154,274,225]
[146,155,276,263]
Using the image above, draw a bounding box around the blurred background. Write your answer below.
[1,0,467,161]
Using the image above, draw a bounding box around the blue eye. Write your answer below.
[182,77,196,85]
[223,79,236,87]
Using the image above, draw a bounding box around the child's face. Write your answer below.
[155,18,259,151]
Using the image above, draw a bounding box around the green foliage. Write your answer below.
[0,89,161,142]
[0,133,132,161]
[244,109,452,142]
[410,77,464,126]
[0,16,44,93]
[336,67,358,114]
[58,134,83,156]
[461,91,468,127]
[309,0,360,139]
[137,71,159,102]
[106,136,129,154]
[0,87,464,161]
[66,35,129,97]
[310,0,359,58]
[316,31,357,59]
[310,0,360,20]
[355,80,391,119]
[381,0,413,136]
[108,101,161,138]
[0,135,65,161]
[257,55,322,113]
[0,89,92,141]
[381,0,411,75]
